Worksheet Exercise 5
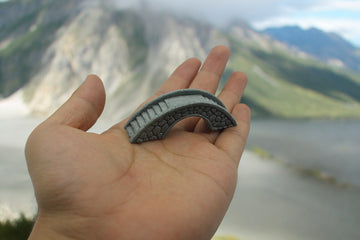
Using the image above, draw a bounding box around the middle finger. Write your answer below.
[173,46,230,132]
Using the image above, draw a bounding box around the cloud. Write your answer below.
[312,0,360,11]
[108,0,355,26]
[107,0,360,46]
[254,17,360,46]
[143,0,325,25]
[252,0,360,46]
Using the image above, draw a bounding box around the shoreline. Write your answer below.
[216,151,360,240]
[250,146,360,190]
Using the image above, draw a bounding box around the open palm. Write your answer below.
[26,46,250,240]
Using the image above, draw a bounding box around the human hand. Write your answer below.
[25,46,250,240]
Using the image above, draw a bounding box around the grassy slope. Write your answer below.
[0,0,65,97]
[227,38,360,119]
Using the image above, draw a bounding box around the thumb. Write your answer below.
[46,74,106,131]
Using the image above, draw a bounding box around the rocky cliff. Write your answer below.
[1,0,230,119]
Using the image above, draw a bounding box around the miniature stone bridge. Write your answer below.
[125,89,237,143]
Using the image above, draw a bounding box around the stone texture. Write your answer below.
[125,89,236,143]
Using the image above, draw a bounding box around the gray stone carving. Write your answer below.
[125,89,237,143]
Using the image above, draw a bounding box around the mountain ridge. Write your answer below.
[1,0,360,119]
[262,26,360,72]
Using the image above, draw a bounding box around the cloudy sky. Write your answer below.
[140,0,360,47]
[2,0,359,46]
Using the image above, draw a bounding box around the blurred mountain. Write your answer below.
[1,0,360,119]
[262,26,360,72]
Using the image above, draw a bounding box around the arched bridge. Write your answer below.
[125,89,237,143]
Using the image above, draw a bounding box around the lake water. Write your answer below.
[247,120,360,186]
[0,118,41,219]
[0,119,360,227]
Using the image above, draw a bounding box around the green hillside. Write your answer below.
[0,0,67,97]
[226,37,360,119]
